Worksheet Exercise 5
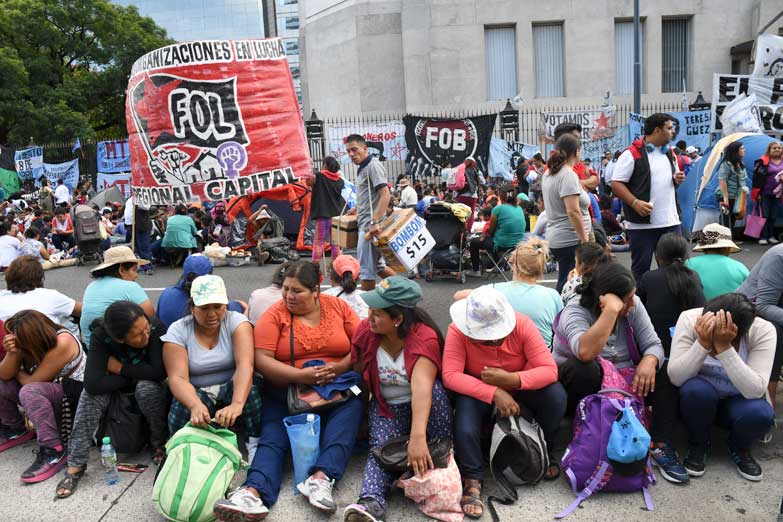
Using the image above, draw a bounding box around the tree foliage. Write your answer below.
[0,0,173,146]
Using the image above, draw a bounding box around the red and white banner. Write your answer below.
[125,39,311,205]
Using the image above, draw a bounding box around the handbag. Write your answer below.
[96,392,150,454]
[744,201,767,239]
[371,435,452,473]
[286,315,352,414]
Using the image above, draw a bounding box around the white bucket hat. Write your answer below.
[449,286,516,341]
[693,223,741,253]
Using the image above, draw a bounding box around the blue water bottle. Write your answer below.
[100,436,120,485]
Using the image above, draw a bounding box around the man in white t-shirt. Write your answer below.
[611,113,686,283]
[397,178,418,208]
[54,179,70,207]
[0,256,81,325]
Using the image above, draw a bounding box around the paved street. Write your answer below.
[0,245,781,521]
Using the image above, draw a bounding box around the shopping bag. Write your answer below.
[284,413,320,495]
[744,202,767,239]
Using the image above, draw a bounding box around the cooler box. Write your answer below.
[331,215,358,249]
[376,209,436,272]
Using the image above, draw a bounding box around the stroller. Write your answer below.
[70,204,104,265]
[423,203,467,283]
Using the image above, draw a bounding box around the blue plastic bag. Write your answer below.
[284,413,321,494]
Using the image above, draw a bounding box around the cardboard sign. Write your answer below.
[125,39,311,205]
[377,209,435,271]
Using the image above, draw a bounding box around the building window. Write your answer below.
[662,17,691,93]
[615,20,644,95]
[533,23,565,98]
[485,26,518,101]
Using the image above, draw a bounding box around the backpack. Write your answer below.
[96,392,149,454]
[152,423,243,522]
[555,389,655,519]
[445,164,467,191]
[487,414,549,522]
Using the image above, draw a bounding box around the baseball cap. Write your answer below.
[686,146,698,154]
[361,276,423,309]
[183,254,213,277]
[190,275,229,306]
[332,255,360,280]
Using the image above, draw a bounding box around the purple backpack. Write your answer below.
[555,389,655,519]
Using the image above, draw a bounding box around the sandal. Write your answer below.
[461,479,484,519]
[544,463,561,481]
[55,468,85,499]
[152,447,166,465]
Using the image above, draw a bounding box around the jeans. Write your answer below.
[453,383,567,480]
[626,225,681,284]
[557,358,679,444]
[52,233,75,252]
[679,377,774,449]
[550,244,578,293]
[357,228,385,281]
[468,235,493,271]
[759,194,780,240]
[244,387,362,507]
[134,230,153,272]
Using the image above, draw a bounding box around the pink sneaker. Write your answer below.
[20,445,66,483]
[0,427,35,453]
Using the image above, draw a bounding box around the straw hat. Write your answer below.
[693,223,741,253]
[90,245,150,273]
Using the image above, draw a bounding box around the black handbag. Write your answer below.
[371,436,453,473]
[286,315,352,415]
[96,392,149,454]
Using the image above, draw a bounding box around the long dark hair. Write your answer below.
[703,293,756,339]
[281,260,320,292]
[579,262,636,316]
[92,301,147,343]
[724,141,745,170]
[655,233,704,310]
[5,310,61,370]
[547,134,581,174]
[384,305,444,348]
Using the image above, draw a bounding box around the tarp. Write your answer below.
[225,181,312,250]
[125,39,312,206]
[0,167,20,195]
[88,186,126,208]
[679,133,778,233]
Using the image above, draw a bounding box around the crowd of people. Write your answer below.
[0,121,781,522]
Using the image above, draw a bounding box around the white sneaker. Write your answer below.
[214,487,269,521]
[297,475,337,513]
[759,239,769,246]
[770,237,780,244]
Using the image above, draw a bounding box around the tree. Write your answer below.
[0,0,173,146]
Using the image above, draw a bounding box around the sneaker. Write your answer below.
[683,443,709,477]
[464,269,482,278]
[728,444,763,481]
[759,239,769,246]
[649,442,690,484]
[771,237,780,245]
[20,445,65,483]
[214,487,269,522]
[344,498,385,522]
[297,475,337,513]
[0,427,35,453]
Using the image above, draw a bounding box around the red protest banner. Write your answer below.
[125,38,311,205]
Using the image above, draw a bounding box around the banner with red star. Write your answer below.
[125,38,311,205]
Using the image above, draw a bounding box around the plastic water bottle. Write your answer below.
[100,437,120,485]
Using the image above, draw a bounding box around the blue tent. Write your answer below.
[679,133,778,233]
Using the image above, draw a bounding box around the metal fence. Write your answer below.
[39,101,684,186]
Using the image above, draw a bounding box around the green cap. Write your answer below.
[361,276,423,309]
[102,437,111,445]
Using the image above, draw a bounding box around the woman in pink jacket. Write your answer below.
[443,286,566,518]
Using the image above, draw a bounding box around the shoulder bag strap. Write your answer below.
[289,313,295,367]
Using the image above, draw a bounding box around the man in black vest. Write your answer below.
[611,113,686,283]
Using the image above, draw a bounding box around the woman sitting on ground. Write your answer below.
[454,237,563,345]
[80,246,155,350]
[0,255,82,325]
[444,287,567,518]
[0,310,85,483]
[19,226,78,270]
[0,221,21,270]
[466,185,526,277]
[161,204,199,264]
[157,254,247,330]
[669,293,775,482]
[552,262,690,485]
[55,301,168,498]
[560,241,612,305]
[323,254,368,319]
[344,277,451,522]
[686,223,748,300]
[214,261,362,520]
[162,274,261,438]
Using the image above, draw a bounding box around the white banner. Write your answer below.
[711,74,783,134]
[326,121,408,164]
[538,106,617,143]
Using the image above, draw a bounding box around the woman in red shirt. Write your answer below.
[443,286,567,518]
[214,261,362,521]
[344,276,450,522]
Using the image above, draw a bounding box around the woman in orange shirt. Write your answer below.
[214,261,362,522]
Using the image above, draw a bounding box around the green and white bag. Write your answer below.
[153,423,243,522]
